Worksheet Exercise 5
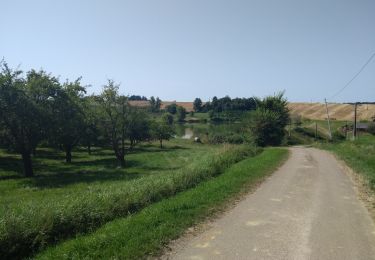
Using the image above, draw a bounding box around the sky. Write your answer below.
[1,0,374,102]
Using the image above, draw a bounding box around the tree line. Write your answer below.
[0,62,175,177]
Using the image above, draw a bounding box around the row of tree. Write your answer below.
[193,96,257,113]
[0,62,175,177]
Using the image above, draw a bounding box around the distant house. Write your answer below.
[356,123,369,131]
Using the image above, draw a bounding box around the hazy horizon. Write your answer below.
[1,0,374,103]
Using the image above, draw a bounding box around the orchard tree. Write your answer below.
[151,120,175,148]
[80,95,100,155]
[127,107,151,149]
[193,98,202,112]
[162,113,174,125]
[166,103,177,114]
[0,63,59,177]
[52,78,86,163]
[149,96,162,112]
[176,106,186,122]
[99,80,129,167]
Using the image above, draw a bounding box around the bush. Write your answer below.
[208,132,252,144]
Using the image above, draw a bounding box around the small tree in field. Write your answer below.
[162,113,174,125]
[193,98,202,112]
[151,119,174,149]
[52,78,86,163]
[99,80,129,167]
[166,103,177,114]
[127,107,151,148]
[176,106,186,122]
[0,63,59,177]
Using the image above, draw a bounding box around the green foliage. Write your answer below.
[98,80,129,167]
[193,98,202,112]
[208,132,253,144]
[127,107,152,148]
[51,78,87,163]
[151,120,175,148]
[165,103,177,114]
[0,142,259,259]
[37,148,287,259]
[162,113,174,125]
[176,106,186,122]
[0,63,60,176]
[149,96,161,113]
[250,92,290,146]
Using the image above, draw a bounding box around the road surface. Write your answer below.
[164,147,375,260]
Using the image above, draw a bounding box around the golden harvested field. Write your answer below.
[128,100,196,111]
[129,101,375,121]
[288,102,375,121]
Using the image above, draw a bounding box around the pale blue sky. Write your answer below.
[1,0,374,102]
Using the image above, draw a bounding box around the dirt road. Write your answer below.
[165,147,375,260]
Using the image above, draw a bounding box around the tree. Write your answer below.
[250,92,290,146]
[127,107,151,148]
[0,63,59,177]
[80,95,100,155]
[162,113,174,125]
[151,121,174,148]
[193,98,202,112]
[98,80,128,167]
[165,103,177,114]
[149,96,161,112]
[176,106,186,122]
[51,78,87,163]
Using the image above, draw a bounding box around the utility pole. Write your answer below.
[324,98,332,140]
[353,102,358,140]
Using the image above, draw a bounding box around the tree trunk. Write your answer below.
[32,147,36,157]
[66,148,72,163]
[160,139,163,149]
[21,152,33,177]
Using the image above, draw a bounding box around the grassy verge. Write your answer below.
[0,141,258,259]
[320,135,375,190]
[37,148,288,259]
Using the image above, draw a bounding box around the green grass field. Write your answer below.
[321,134,375,191]
[37,148,288,259]
[0,139,265,259]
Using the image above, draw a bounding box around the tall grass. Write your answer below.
[37,148,287,259]
[321,135,375,190]
[0,144,258,259]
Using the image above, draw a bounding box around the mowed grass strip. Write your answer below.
[37,148,288,259]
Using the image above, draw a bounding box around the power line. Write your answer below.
[329,52,375,100]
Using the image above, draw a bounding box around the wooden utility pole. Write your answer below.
[324,99,332,140]
[353,102,358,140]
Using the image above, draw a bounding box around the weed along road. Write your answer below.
[165,147,375,260]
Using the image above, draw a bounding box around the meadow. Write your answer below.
[0,137,278,259]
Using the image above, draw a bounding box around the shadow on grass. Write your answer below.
[29,168,142,188]
[0,144,187,186]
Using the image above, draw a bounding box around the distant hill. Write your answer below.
[128,101,375,121]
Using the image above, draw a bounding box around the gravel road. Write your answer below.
[165,147,375,260]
